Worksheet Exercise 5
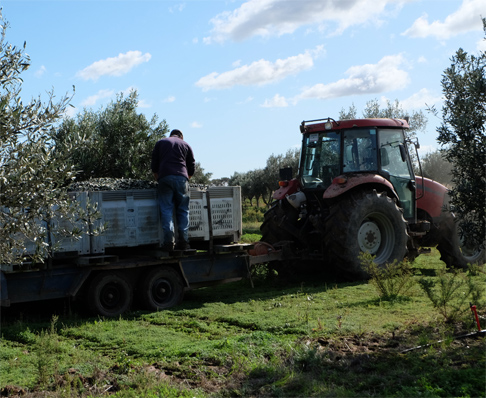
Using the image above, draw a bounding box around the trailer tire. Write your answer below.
[140,267,184,311]
[87,273,133,317]
[324,190,408,280]
[437,217,486,269]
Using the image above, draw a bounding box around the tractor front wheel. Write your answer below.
[260,200,299,245]
[324,190,408,279]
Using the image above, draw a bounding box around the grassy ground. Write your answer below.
[1,229,485,397]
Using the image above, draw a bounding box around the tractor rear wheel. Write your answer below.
[324,190,408,279]
[437,216,486,269]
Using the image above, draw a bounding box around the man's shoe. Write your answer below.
[160,242,174,252]
[175,240,191,250]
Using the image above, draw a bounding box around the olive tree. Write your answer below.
[228,148,299,206]
[53,90,168,181]
[418,149,453,187]
[434,19,486,245]
[262,148,300,204]
[229,170,261,205]
[192,162,213,185]
[0,15,85,265]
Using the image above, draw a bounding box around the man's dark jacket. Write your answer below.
[151,136,195,180]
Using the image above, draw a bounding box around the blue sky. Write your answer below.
[2,0,485,179]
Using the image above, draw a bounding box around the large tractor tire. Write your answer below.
[437,216,486,269]
[324,190,408,280]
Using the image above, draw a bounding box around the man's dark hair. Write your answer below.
[170,129,183,139]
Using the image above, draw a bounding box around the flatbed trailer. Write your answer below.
[0,184,284,317]
[0,244,277,317]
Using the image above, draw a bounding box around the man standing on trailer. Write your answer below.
[151,129,195,251]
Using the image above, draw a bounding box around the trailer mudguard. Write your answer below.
[323,174,398,200]
[416,177,449,219]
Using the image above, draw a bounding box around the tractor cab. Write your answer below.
[299,118,416,221]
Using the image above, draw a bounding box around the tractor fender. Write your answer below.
[416,177,449,219]
[272,179,301,200]
[323,174,398,201]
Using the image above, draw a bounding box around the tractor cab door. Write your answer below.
[378,129,416,222]
[301,131,340,189]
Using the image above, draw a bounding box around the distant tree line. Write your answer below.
[227,149,300,206]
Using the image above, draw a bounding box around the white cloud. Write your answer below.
[191,121,202,128]
[137,99,151,108]
[478,37,486,53]
[401,88,442,110]
[164,96,176,103]
[81,89,114,106]
[295,54,409,101]
[77,51,151,81]
[238,96,254,104]
[402,0,484,40]
[35,65,46,78]
[417,56,427,64]
[261,94,288,108]
[169,3,185,13]
[64,105,77,119]
[204,0,392,43]
[195,46,323,91]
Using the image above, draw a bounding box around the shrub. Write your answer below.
[359,252,415,299]
[418,267,484,323]
[242,206,265,223]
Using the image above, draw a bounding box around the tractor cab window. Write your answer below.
[343,129,377,172]
[301,131,340,189]
[378,129,415,219]
[378,130,413,178]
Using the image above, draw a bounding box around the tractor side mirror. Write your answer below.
[279,167,293,181]
[399,144,407,162]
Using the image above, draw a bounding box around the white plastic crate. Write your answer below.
[89,190,162,252]
[50,192,91,255]
[85,186,241,253]
[189,186,242,242]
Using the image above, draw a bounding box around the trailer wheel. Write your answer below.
[87,273,132,317]
[324,190,408,280]
[140,267,184,311]
[437,217,486,269]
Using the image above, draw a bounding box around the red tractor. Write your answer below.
[261,117,485,279]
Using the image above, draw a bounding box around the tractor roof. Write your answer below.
[300,118,410,134]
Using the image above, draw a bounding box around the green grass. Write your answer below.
[1,247,485,397]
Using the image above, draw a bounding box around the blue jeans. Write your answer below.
[156,175,190,245]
